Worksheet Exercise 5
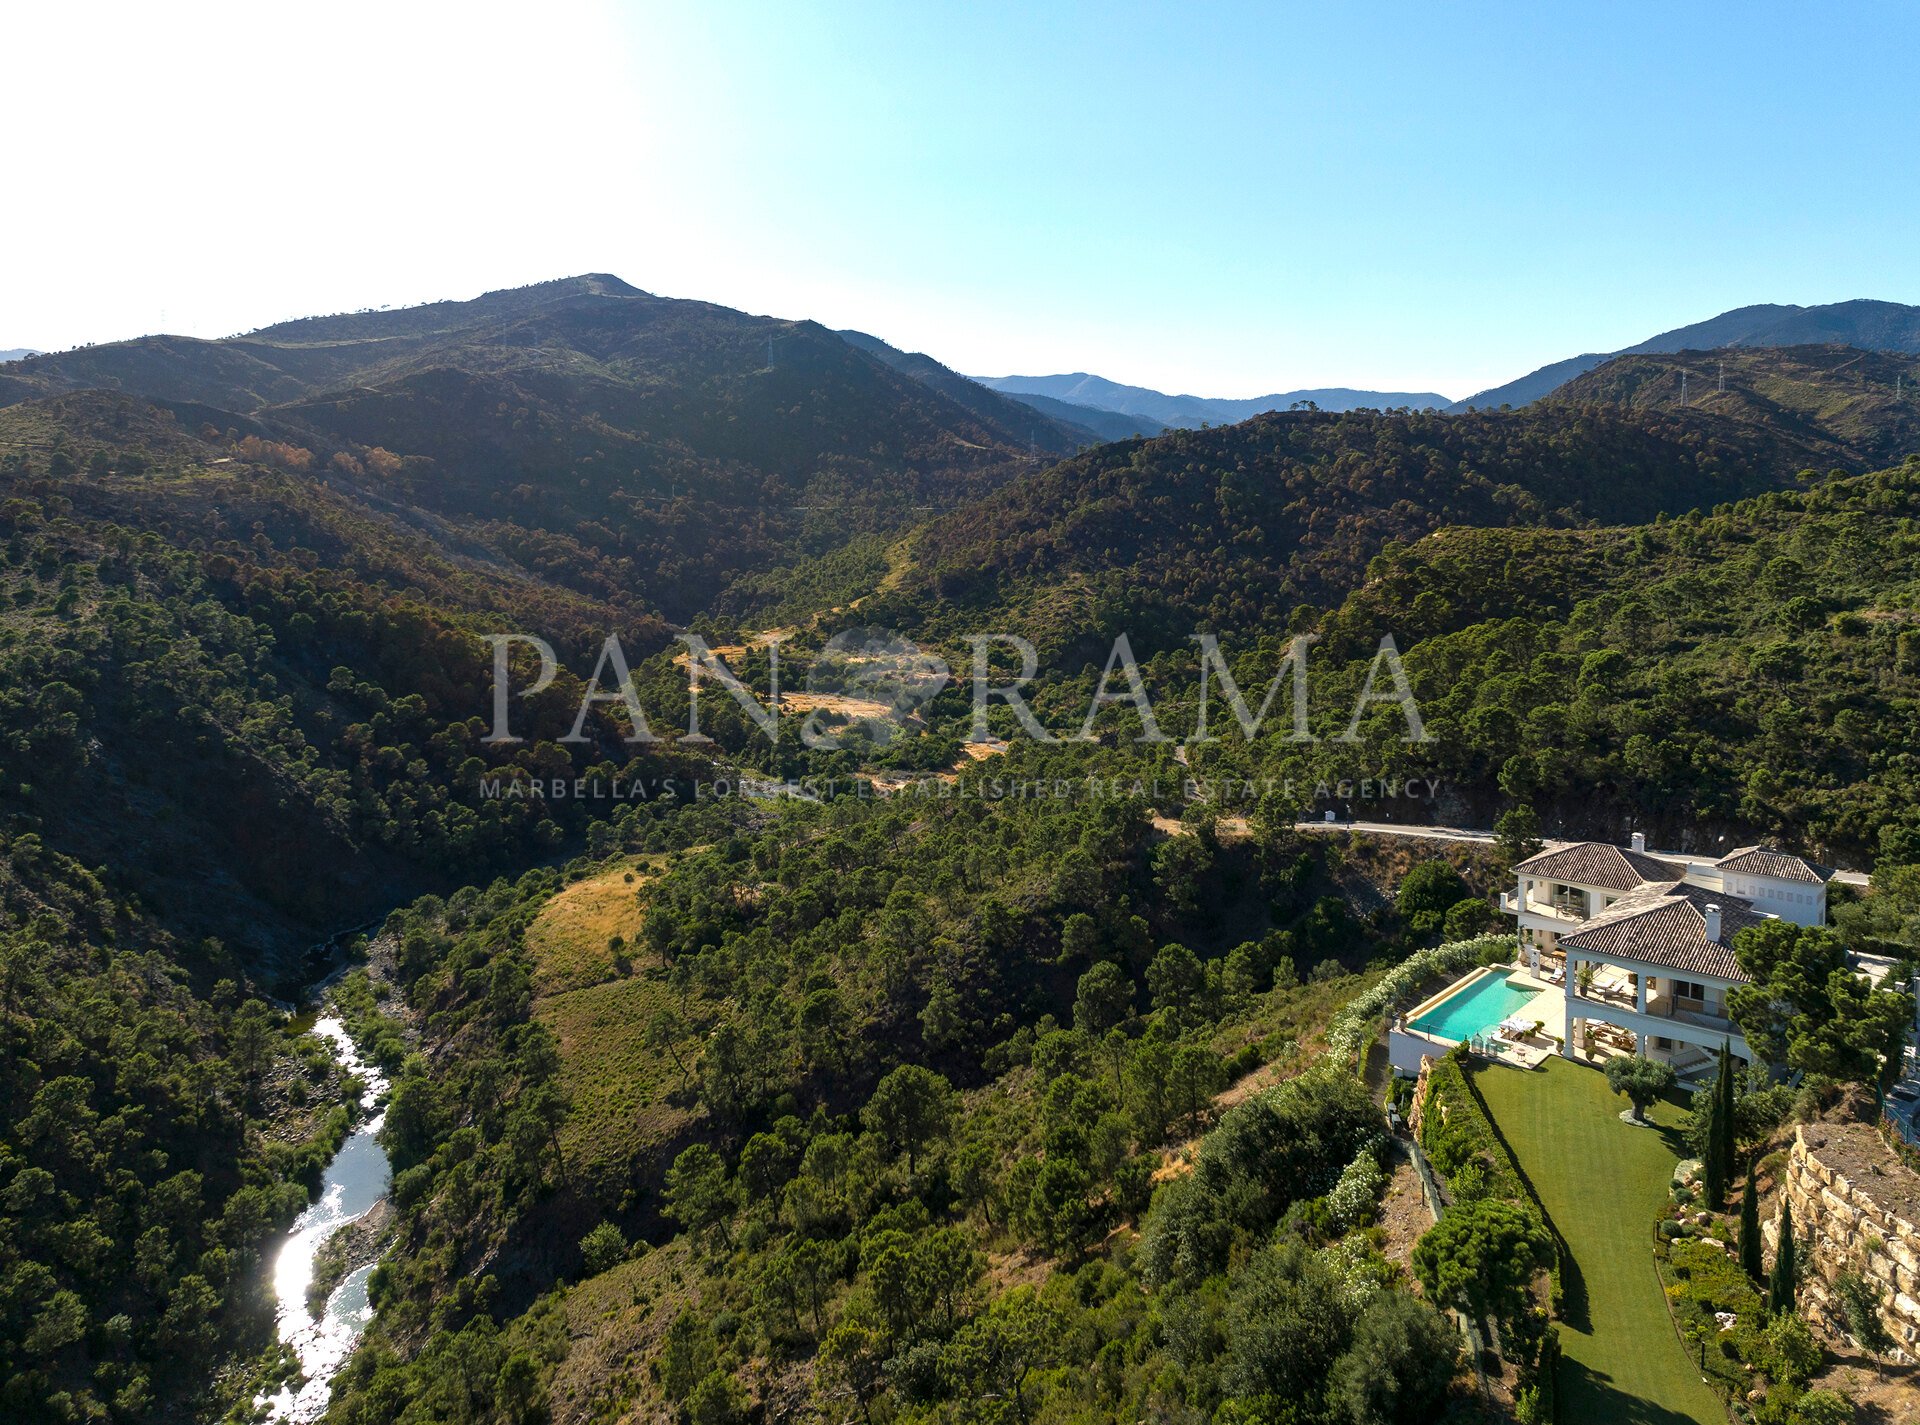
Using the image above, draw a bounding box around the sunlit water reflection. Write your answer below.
[259,1018,390,1423]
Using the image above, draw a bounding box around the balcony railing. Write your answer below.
[1500,892,1586,925]
[1572,984,1735,1034]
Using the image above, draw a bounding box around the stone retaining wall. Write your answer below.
[1765,1124,1920,1362]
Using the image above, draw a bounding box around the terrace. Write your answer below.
[1388,961,1563,1072]
[1497,888,1587,927]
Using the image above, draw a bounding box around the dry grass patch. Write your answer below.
[526,857,663,999]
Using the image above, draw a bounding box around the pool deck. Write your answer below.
[1390,961,1563,1073]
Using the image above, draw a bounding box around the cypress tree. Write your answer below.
[1716,1042,1738,1193]
[1739,1161,1763,1284]
[1701,1078,1727,1211]
[1534,1325,1560,1424]
[1771,1197,1797,1315]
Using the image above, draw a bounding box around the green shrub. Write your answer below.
[1766,1311,1822,1387]
[1793,1388,1855,1425]
[580,1221,628,1276]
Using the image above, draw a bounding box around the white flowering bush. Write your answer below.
[1322,933,1516,1070]
[1328,1139,1389,1228]
[1316,1232,1394,1312]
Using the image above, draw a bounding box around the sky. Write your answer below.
[6,1,1919,400]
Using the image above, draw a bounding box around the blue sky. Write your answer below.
[9,1,1918,397]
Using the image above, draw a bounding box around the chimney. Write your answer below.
[1631,831,1646,854]
[1704,904,1722,942]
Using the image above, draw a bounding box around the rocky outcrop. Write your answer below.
[1766,1123,1920,1362]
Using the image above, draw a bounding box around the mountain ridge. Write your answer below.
[0,276,1081,620]
[1456,298,1920,410]
[1549,343,1920,468]
[978,370,1452,427]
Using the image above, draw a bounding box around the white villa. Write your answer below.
[1503,834,1831,1074]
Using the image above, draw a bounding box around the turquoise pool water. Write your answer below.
[1409,970,1542,1042]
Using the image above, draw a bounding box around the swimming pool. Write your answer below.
[1408,968,1543,1043]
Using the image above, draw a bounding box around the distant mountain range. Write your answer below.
[976,371,1452,429]
[1456,299,1920,410]
[959,300,1920,430]
[0,348,36,362]
[837,332,1169,442]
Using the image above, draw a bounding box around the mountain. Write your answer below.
[1551,344,1920,468]
[0,384,733,1421]
[0,347,35,362]
[0,388,687,956]
[977,370,1452,427]
[0,276,1074,620]
[866,402,1842,658]
[834,329,1099,447]
[983,388,1169,441]
[14,276,1920,1425]
[1313,456,1920,862]
[1456,298,1920,410]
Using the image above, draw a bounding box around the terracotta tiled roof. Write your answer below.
[1716,846,1830,885]
[1513,841,1685,892]
[1559,882,1761,982]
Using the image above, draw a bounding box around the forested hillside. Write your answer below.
[1549,344,1920,468]
[0,387,723,1422]
[0,278,1080,621]
[1308,458,1920,862]
[0,391,705,958]
[5,273,1920,1425]
[869,402,1845,658]
[322,765,1491,1425]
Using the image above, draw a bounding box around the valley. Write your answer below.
[4,280,1919,1425]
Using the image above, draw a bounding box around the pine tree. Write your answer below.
[1739,1161,1763,1284]
[1771,1197,1797,1315]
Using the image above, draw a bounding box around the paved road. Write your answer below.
[1293,819,1871,886]
[1294,817,1500,847]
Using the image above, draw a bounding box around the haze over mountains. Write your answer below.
[978,370,1452,427]
[949,300,1920,432]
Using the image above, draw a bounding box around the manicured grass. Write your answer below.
[1474,1057,1724,1425]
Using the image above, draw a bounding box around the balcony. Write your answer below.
[1567,986,1745,1057]
[1500,891,1587,926]
[1573,977,1730,1031]
[1647,992,1738,1036]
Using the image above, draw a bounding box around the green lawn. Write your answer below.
[1474,1057,1725,1425]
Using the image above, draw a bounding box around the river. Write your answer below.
[259,1017,392,1423]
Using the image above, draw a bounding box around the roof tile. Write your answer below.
[1513,841,1685,892]
[1559,883,1762,982]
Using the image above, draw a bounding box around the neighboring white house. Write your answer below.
[1502,834,1833,1075]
